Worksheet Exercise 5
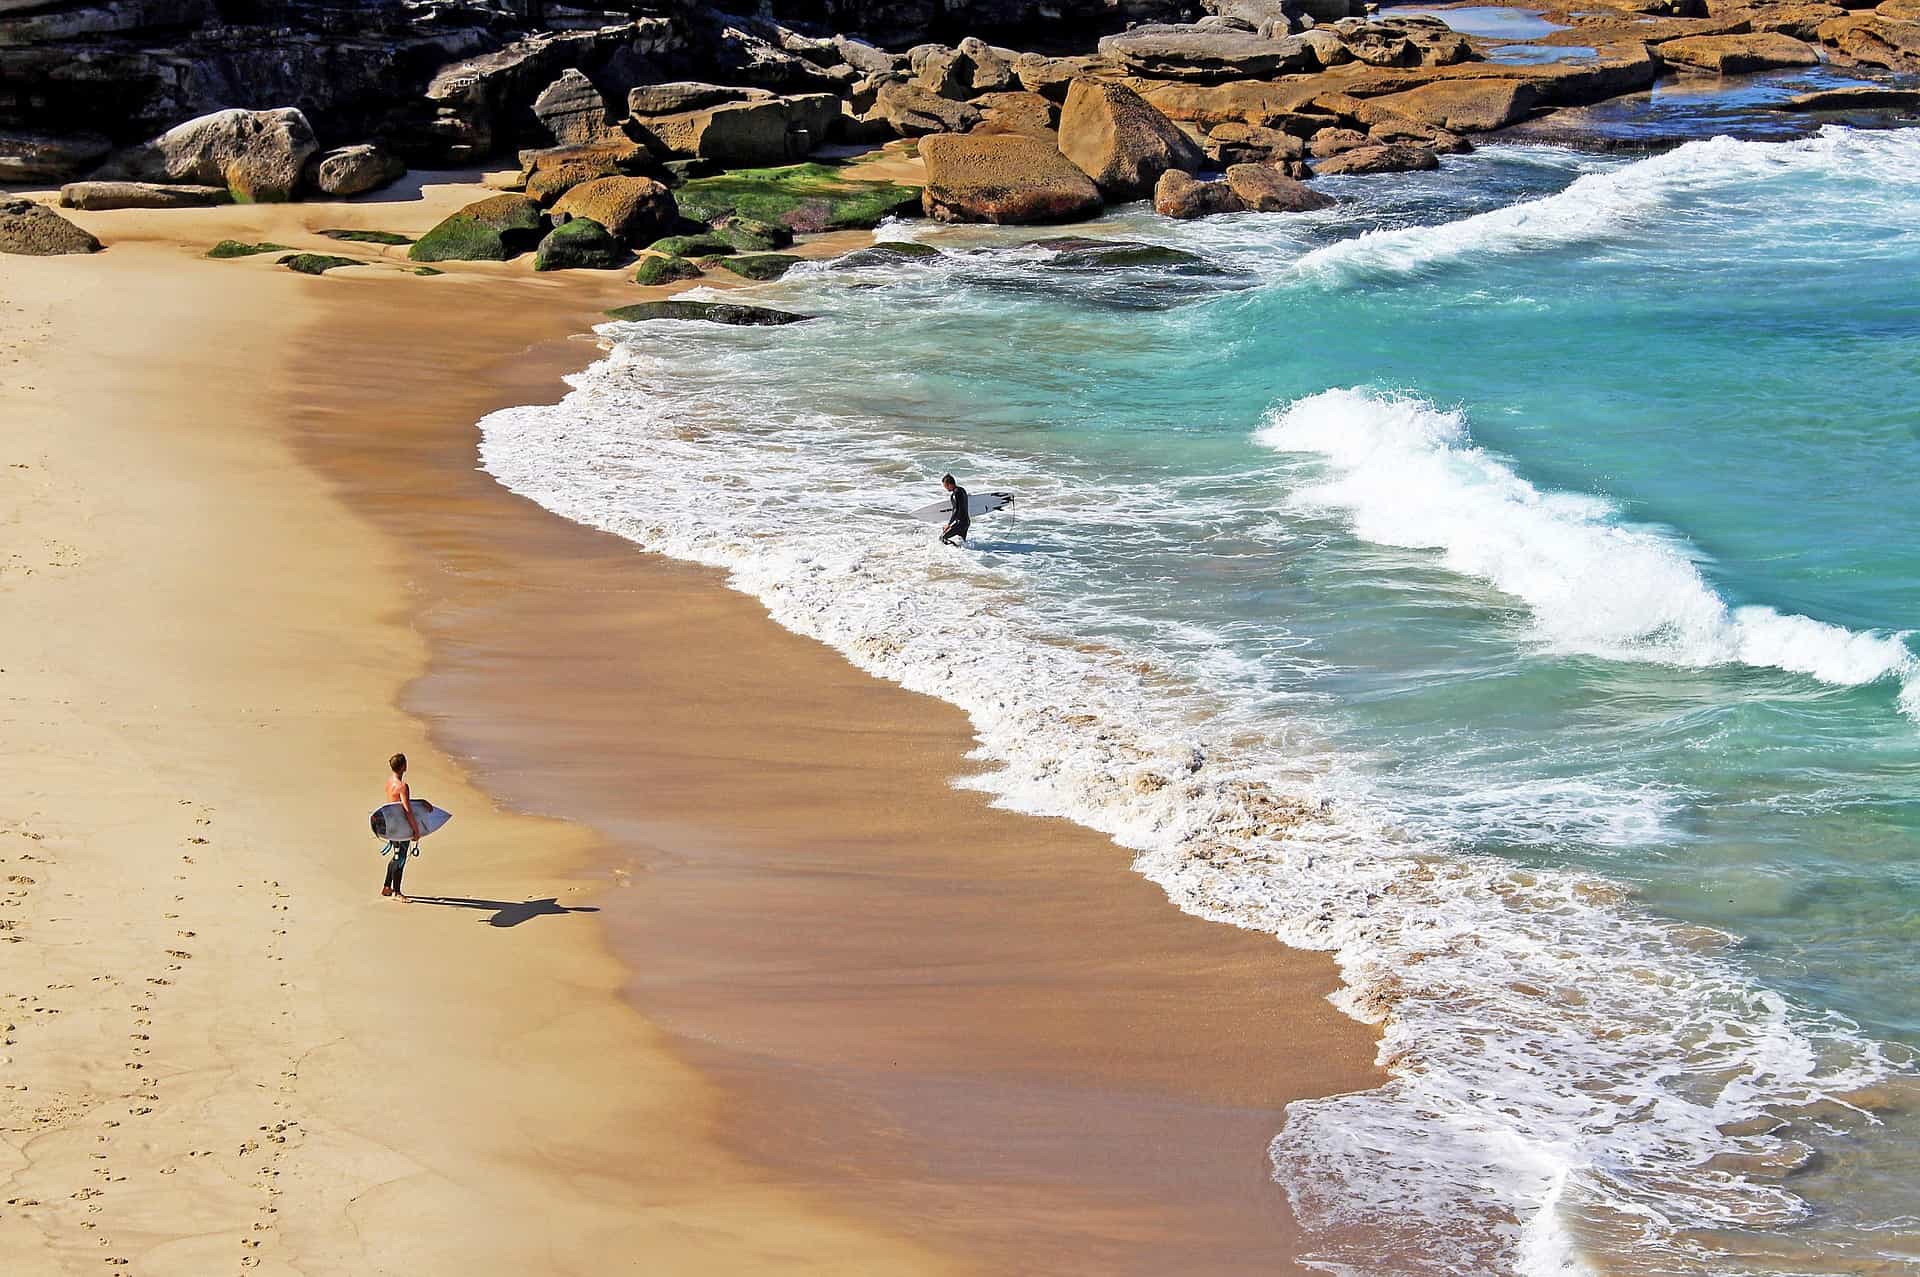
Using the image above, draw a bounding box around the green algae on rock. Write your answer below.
[714,252,802,281]
[278,253,365,275]
[673,162,921,233]
[633,254,703,286]
[318,228,413,245]
[604,299,812,326]
[534,217,627,271]
[831,242,942,269]
[207,239,291,258]
[714,215,794,252]
[408,194,547,263]
[647,233,735,257]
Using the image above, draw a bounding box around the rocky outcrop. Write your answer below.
[1658,31,1820,69]
[550,175,677,247]
[58,181,232,210]
[973,91,1059,138]
[919,132,1103,224]
[1014,52,1109,99]
[0,130,111,183]
[1224,163,1335,210]
[0,197,101,255]
[305,144,406,198]
[408,193,547,263]
[1154,169,1246,218]
[93,107,318,203]
[1363,80,1543,132]
[869,82,983,135]
[533,69,617,148]
[629,83,770,115]
[1815,12,1920,65]
[1780,84,1920,108]
[534,217,625,271]
[1138,79,1326,129]
[1204,121,1306,164]
[1099,25,1320,81]
[1313,142,1440,174]
[630,94,840,167]
[520,141,654,205]
[1058,79,1204,201]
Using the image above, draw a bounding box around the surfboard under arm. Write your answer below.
[911,492,1015,523]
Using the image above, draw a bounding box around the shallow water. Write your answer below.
[480,129,1920,1275]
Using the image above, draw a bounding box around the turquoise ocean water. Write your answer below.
[480,126,1920,1275]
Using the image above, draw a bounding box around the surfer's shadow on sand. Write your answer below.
[404,896,599,929]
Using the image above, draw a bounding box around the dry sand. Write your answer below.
[0,178,1380,1274]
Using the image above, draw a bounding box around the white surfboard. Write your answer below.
[911,491,1014,523]
[369,799,451,841]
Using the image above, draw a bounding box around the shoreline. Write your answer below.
[3,181,1382,1272]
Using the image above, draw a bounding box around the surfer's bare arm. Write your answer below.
[397,782,423,840]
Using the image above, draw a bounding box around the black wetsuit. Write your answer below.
[382,840,413,893]
[942,484,970,543]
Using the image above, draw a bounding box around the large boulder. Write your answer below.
[870,81,984,135]
[0,130,111,184]
[93,107,318,203]
[520,141,653,205]
[533,69,617,147]
[408,194,547,263]
[1224,163,1335,211]
[919,133,1104,225]
[1314,142,1441,175]
[1098,24,1321,81]
[1658,31,1820,69]
[550,175,677,247]
[1154,169,1246,218]
[631,94,840,166]
[305,144,406,198]
[58,181,231,210]
[534,217,626,271]
[1058,78,1205,201]
[973,91,1060,138]
[1750,3,1848,39]
[1205,121,1306,164]
[1362,80,1543,132]
[1815,13,1920,64]
[1139,79,1327,129]
[0,198,101,255]
[1012,52,1107,99]
[628,82,772,115]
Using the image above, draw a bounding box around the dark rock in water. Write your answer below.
[93,107,318,203]
[648,233,735,257]
[715,252,803,280]
[59,180,232,210]
[1058,78,1205,200]
[1097,24,1319,82]
[278,253,364,275]
[604,299,812,325]
[319,228,412,245]
[550,175,677,247]
[306,143,406,198]
[0,197,102,255]
[0,129,111,183]
[633,254,703,286]
[920,133,1103,225]
[408,193,547,262]
[1314,142,1441,174]
[1781,85,1920,109]
[534,216,626,271]
[676,163,919,233]
[207,239,291,257]
[1224,163,1335,211]
[1029,236,1218,271]
[831,241,941,268]
[1154,170,1246,218]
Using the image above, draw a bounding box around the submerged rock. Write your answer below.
[831,241,942,268]
[0,198,102,255]
[920,133,1103,225]
[1029,237,1218,271]
[604,299,812,325]
[408,194,547,262]
[1058,78,1205,201]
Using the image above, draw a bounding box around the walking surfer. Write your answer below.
[381,751,422,901]
[940,473,969,546]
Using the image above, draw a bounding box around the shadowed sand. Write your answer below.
[0,176,1380,1274]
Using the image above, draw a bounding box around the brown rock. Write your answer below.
[1366,79,1543,132]
[1224,163,1336,211]
[1138,78,1326,129]
[1012,52,1107,100]
[1659,31,1821,69]
[1749,3,1847,38]
[1154,169,1247,218]
[0,197,101,255]
[1780,84,1920,108]
[872,81,984,136]
[1367,119,1472,153]
[919,132,1104,224]
[305,144,406,198]
[1058,79,1205,200]
[972,91,1060,139]
[520,141,652,206]
[1314,143,1441,174]
[57,181,232,210]
[631,94,840,167]
[550,176,677,246]
[1309,126,1370,157]
[533,69,616,147]
[1097,25,1320,81]
[1818,13,1920,63]
[628,83,771,116]
[1206,120,1307,164]
[93,107,317,203]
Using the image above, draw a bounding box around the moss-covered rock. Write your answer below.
[633,254,703,286]
[207,239,290,258]
[673,161,921,233]
[534,217,627,271]
[318,228,413,245]
[408,194,546,263]
[411,266,444,276]
[1029,237,1217,272]
[605,300,812,325]
[714,215,793,252]
[832,242,942,269]
[715,253,802,281]
[278,253,365,275]
[647,232,734,257]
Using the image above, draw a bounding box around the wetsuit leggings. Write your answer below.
[942,519,969,543]
[383,843,412,893]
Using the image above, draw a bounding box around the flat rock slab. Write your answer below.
[1781,85,1920,109]
[1099,25,1319,81]
[1658,32,1820,72]
[605,300,812,325]
[59,181,232,210]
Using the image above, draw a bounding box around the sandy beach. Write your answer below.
[1,180,1379,1274]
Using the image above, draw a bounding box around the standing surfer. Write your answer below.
[940,473,970,546]
[381,751,423,901]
